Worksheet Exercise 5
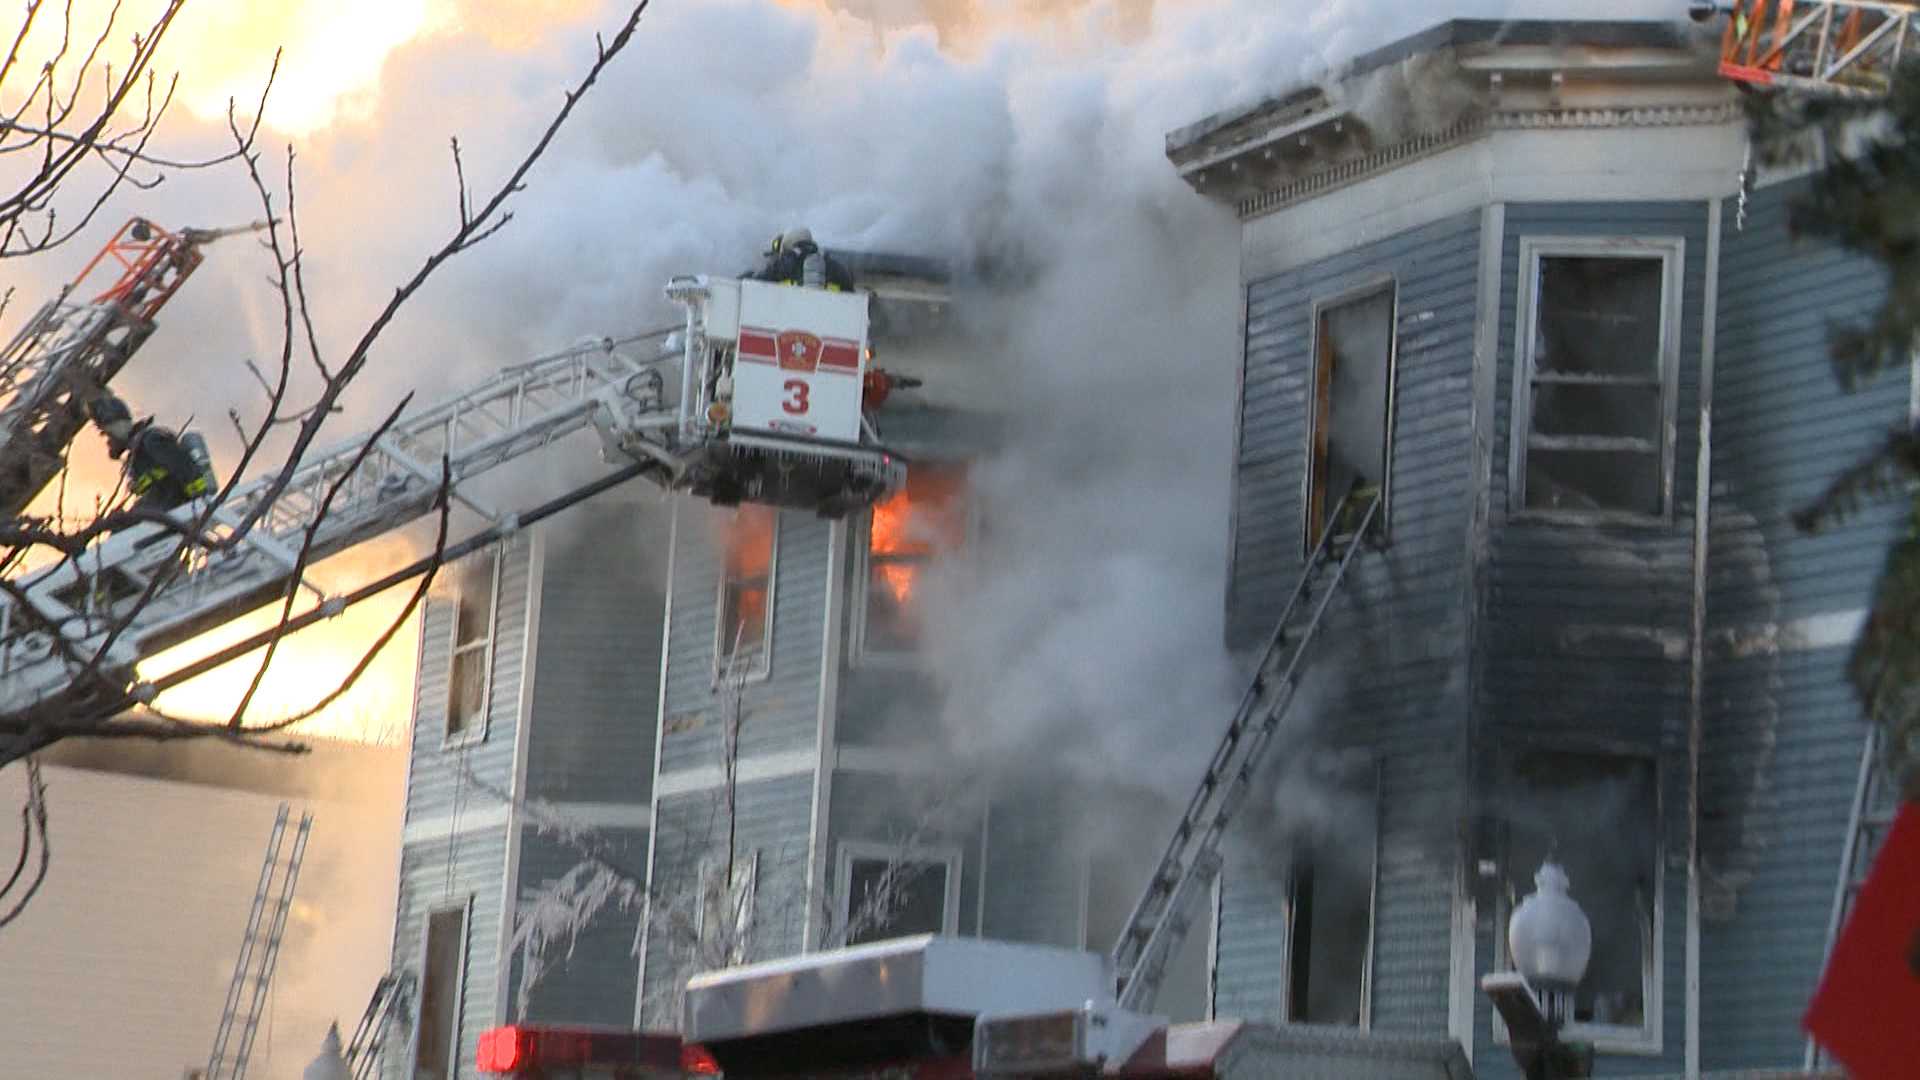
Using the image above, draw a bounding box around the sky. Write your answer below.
[3,0,1692,744]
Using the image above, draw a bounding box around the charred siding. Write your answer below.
[405,535,532,825]
[1471,201,1710,1078]
[1223,208,1480,1034]
[385,826,509,1080]
[526,502,671,804]
[1701,178,1901,1070]
[505,826,649,1027]
[639,773,814,1028]
[658,501,829,774]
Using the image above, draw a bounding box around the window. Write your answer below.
[857,462,968,658]
[1280,756,1378,1027]
[1305,281,1398,552]
[1495,749,1661,1050]
[414,902,470,1080]
[836,842,962,946]
[1514,238,1683,520]
[445,547,500,742]
[715,506,778,678]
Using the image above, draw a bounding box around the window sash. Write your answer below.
[1489,750,1664,1053]
[1302,277,1398,555]
[714,510,778,679]
[443,549,500,744]
[835,842,962,945]
[414,900,470,1078]
[1512,237,1683,524]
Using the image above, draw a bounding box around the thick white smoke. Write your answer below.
[4,0,1701,1026]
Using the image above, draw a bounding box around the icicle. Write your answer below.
[1737,138,1754,233]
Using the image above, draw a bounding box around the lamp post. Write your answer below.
[1481,861,1597,1080]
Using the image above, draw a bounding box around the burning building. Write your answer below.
[376,14,1907,1080]
[1161,15,1903,1079]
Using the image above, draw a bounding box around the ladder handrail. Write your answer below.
[1715,0,1920,98]
[206,805,295,1080]
[0,329,677,721]
[228,812,311,1080]
[1111,487,1380,1011]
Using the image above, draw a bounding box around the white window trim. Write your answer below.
[1300,274,1400,557]
[442,546,503,749]
[834,840,963,941]
[713,508,780,684]
[848,466,977,669]
[411,895,473,1079]
[1508,235,1685,527]
[1490,752,1666,1057]
[1274,761,1381,1031]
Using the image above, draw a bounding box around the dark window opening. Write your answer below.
[1282,760,1378,1027]
[1306,284,1395,552]
[717,506,777,674]
[415,905,468,1080]
[844,854,950,945]
[1522,253,1670,517]
[446,548,498,739]
[1500,750,1659,1031]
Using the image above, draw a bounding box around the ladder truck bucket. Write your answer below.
[653,274,907,518]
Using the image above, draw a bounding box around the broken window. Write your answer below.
[1281,757,1379,1027]
[860,463,968,657]
[716,506,777,677]
[1497,749,1660,1043]
[1516,239,1680,519]
[838,843,959,946]
[1305,282,1396,552]
[446,547,500,742]
[414,902,469,1080]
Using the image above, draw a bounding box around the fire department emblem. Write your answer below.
[776,329,823,373]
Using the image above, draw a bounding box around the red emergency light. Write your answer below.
[476,1024,702,1076]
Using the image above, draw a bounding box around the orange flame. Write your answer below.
[868,464,967,606]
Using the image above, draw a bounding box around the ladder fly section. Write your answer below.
[206,803,313,1080]
[1712,1,1920,98]
[1806,723,1901,1069]
[0,330,680,722]
[345,972,416,1079]
[0,218,240,519]
[1110,489,1381,1013]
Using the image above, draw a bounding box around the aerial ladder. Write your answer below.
[1693,0,1920,99]
[0,217,256,520]
[1108,487,1381,1013]
[0,265,912,731]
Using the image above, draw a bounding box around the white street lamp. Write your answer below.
[1509,861,1592,1022]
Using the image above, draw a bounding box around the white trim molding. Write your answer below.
[402,802,513,846]
[834,840,964,944]
[655,748,819,799]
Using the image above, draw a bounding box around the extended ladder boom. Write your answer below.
[0,330,678,721]
[0,218,255,519]
[1109,489,1380,1014]
[1703,0,1920,98]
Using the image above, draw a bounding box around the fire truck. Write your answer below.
[471,935,1470,1079]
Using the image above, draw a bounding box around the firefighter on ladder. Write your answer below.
[751,226,857,292]
[87,392,217,513]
